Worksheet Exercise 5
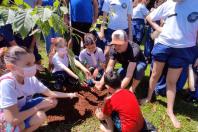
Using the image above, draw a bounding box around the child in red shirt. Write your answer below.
[95,71,144,132]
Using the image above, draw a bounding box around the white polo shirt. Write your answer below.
[150,0,198,48]
[102,0,133,30]
[132,3,149,19]
[52,52,69,73]
[0,73,48,109]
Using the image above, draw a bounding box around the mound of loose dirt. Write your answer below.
[36,80,109,131]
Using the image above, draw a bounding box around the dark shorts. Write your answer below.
[20,97,44,129]
[152,43,197,68]
[132,19,145,45]
[111,111,122,132]
[117,61,147,81]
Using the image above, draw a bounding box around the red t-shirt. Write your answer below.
[102,89,144,132]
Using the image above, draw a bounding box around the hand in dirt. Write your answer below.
[139,98,150,105]
[93,68,99,79]
[95,108,103,119]
[67,93,78,99]
[84,70,91,80]
[94,81,103,90]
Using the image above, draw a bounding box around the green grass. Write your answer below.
[38,42,198,132]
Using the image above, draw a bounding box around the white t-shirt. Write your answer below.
[102,0,133,30]
[52,53,69,73]
[132,3,149,19]
[150,0,198,48]
[0,73,48,109]
[79,47,106,68]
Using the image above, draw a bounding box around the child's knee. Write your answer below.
[35,111,47,124]
[48,98,58,108]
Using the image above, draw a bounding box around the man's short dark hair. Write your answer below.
[104,70,121,89]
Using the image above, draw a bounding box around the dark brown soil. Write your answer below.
[36,81,109,131]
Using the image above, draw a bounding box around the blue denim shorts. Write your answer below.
[152,43,197,68]
[20,97,44,129]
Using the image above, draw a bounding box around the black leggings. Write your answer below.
[71,21,92,56]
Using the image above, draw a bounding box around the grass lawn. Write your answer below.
[38,42,198,132]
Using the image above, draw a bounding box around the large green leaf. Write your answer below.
[37,7,53,22]
[60,6,68,15]
[12,9,36,39]
[6,9,16,24]
[53,0,60,8]
[1,0,9,6]
[48,13,66,35]
[67,49,86,83]
[0,7,8,26]
[37,19,51,36]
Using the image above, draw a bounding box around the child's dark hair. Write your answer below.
[84,33,96,46]
[104,70,121,89]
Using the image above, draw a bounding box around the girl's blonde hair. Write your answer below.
[48,37,67,71]
[4,46,28,65]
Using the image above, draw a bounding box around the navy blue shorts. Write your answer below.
[20,97,44,129]
[152,43,196,68]
[132,19,145,45]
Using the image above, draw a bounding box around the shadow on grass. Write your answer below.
[135,75,198,123]
[156,92,198,122]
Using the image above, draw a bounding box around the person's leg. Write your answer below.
[141,43,171,104]
[188,64,196,92]
[117,68,126,80]
[20,97,57,131]
[145,61,165,101]
[24,111,47,132]
[130,61,147,92]
[70,22,82,56]
[44,28,53,54]
[52,71,67,90]
[99,117,114,132]
[166,68,182,128]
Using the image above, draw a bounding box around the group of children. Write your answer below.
[0,0,198,131]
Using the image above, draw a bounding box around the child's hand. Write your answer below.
[95,108,103,118]
[94,81,103,90]
[84,69,91,80]
[98,31,104,40]
[36,64,45,72]
[194,58,198,68]
[67,93,78,99]
[93,68,99,79]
